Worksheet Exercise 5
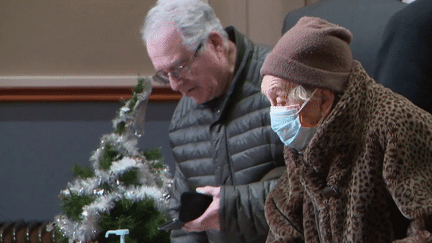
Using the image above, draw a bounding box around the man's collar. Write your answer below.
[224,26,245,74]
[197,27,247,109]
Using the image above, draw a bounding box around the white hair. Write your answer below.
[288,85,315,102]
[141,0,228,51]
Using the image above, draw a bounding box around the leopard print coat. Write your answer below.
[265,61,432,243]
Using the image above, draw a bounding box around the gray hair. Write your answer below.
[141,0,228,51]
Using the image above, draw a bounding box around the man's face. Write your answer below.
[146,25,230,104]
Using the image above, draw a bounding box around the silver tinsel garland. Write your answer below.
[51,78,172,243]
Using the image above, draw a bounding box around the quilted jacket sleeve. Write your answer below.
[171,229,208,243]
[168,164,209,243]
[220,177,281,241]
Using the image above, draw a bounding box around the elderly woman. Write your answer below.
[260,16,432,243]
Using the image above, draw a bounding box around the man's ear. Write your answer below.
[207,31,225,53]
[320,89,335,116]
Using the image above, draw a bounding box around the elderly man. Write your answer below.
[261,16,432,242]
[141,0,285,242]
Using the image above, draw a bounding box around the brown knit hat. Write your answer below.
[261,16,353,92]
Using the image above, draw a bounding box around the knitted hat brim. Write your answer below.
[261,53,352,93]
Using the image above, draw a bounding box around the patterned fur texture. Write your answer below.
[265,61,432,243]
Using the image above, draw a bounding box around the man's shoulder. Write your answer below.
[252,43,272,62]
[227,25,271,63]
[241,42,271,87]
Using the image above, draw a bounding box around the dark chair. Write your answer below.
[374,0,432,114]
[282,0,406,76]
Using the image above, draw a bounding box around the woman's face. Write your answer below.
[261,75,330,127]
[261,75,298,107]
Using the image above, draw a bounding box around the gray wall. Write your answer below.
[0,101,177,221]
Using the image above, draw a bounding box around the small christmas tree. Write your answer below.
[50,77,171,243]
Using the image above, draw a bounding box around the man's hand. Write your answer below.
[182,186,221,232]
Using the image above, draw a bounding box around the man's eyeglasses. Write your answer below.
[152,42,203,84]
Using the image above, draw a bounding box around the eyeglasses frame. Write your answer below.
[152,42,204,84]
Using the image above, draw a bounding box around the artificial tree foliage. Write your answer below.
[51,77,171,243]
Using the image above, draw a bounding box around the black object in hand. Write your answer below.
[179,191,213,222]
[158,191,213,231]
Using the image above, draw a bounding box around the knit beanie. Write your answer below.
[261,16,353,92]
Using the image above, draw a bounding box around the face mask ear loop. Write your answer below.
[297,89,317,123]
[297,89,318,115]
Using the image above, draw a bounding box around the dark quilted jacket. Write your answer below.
[167,26,285,243]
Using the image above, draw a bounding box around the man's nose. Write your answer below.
[168,74,184,92]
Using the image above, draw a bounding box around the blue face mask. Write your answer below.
[270,107,317,151]
[270,91,318,151]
